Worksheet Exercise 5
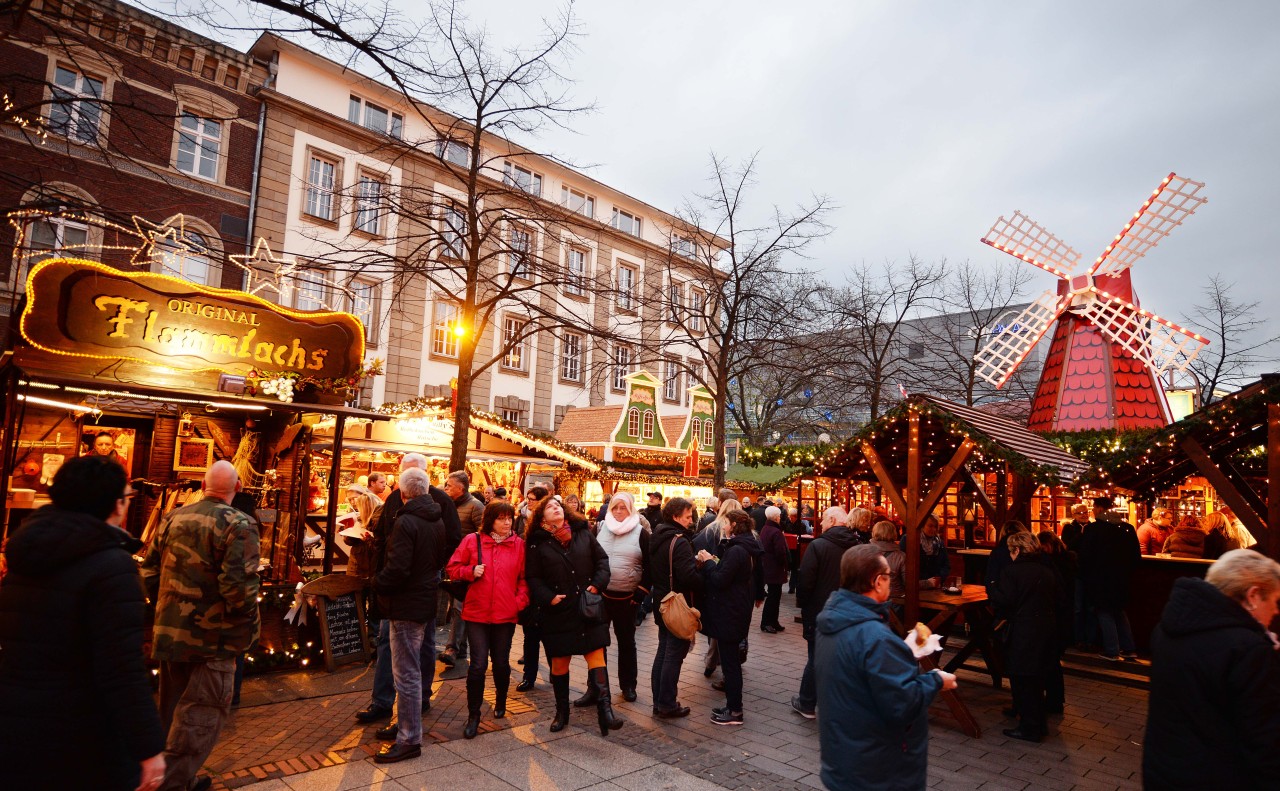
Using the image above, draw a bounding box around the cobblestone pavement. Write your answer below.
[210,597,1146,790]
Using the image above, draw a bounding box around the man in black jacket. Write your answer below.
[355,454,459,728]
[440,470,484,667]
[1078,497,1140,661]
[791,509,863,718]
[373,468,446,764]
[640,492,664,529]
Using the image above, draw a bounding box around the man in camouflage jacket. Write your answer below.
[142,460,260,791]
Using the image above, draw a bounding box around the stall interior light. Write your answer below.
[18,393,101,415]
[19,382,269,412]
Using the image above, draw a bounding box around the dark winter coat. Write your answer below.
[1143,577,1280,790]
[697,509,718,530]
[374,496,447,623]
[699,533,766,643]
[1078,519,1140,608]
[751,504,768,532]
[373,485,462,574]
[649,521,705,626]
[640,504,663,531]
[1060,519,1088,553]
[0,508,166,791]
[985,536,1015,596]
[1162,527,1206,559]
[903,533,951,582]
[815,589,943,791]
[525,518,611,656]
[454,493,484,536]
[759,519,789,585]
[989,555,1068,675]
[796,525,860,630]
[1203,528,1241,560]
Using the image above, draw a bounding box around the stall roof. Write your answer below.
[310,437,563,467]
[16,369,390,421]
[814,394,1089,485]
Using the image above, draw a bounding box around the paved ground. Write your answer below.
[209,596,1147,790]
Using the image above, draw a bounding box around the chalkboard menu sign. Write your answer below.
[301,574,372,672]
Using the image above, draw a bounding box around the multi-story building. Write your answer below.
[246,33,723,429]
[0,0,267,336]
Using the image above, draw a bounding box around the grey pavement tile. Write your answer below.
[372,742,465,778]
[470,743,607,791]
[610,764,726,791]
[236,780,292,791]
[392,762,519,791]
[744,754,809,781]
[440,722,584,760]
[281,761,395,791]
[539,732,659,778]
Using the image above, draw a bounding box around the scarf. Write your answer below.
[551,521,573,546]
[604,494,641,536]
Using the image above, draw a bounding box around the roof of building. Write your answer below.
[555,405,623,445]
[661,415,686,446]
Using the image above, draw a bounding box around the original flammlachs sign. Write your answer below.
[20,258,365,380]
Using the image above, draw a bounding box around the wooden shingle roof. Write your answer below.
[554,405,623,445]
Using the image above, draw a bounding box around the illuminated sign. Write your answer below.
[20,258,365,380]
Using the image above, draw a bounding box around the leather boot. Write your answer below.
[591,666,624,736]
[463,675,483,739]
[549,673,571,732]
[493,666,510,719]
[573,680,600,708]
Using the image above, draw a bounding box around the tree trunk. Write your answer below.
[449,338,478,473]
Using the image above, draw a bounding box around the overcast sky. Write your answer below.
[457,0,1280,340]
[183,0,1280,343]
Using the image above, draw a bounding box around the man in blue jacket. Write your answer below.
[816,544,957,790]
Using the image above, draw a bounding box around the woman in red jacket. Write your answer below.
[445,500,529,739]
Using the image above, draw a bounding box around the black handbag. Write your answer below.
[440,532,482,601]
[555,541,607,626]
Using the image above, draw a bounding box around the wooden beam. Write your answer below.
[995,471,1008,526]
[1221,459,1268,519]
[861,441,911,519]
[905,411,922,627]
[958,466,997,522]
[1269,404,1280,561]
[912,439,977,534]
[1010,473,1035,526]
[1181,435,1269,545]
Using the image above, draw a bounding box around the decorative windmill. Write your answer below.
[974,173,1210,432]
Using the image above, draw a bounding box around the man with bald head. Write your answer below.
[142,460,260,791]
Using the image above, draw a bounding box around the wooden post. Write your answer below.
[322,414,346,575]
[905,411,922,627]
[995,470,1008,527]
[1269,404,1280,561]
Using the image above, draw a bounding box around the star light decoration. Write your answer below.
[130,214,203,268]
[228,236,369,315]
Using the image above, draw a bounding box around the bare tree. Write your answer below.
[826,257,946,420]
[1183,275,1280,404]
[901,260,1035,406]
[660,154,831,487]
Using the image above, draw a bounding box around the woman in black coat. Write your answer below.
[524,497,623,736]
[989,531,1066,743]
[648,497,706,719]
[1144,549,1280,790]
[0,456,166,791]
[698,511,765,726]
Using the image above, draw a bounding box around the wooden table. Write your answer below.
[891,583,999,738]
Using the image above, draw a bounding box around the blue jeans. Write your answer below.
[373,618,436,710]
[1096,607,1135,657]
[389,620,427,745]
[651,620,690,711]
[445,595,468,658]
[796,626,817,711]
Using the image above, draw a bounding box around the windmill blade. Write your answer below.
[973,291,1067,388]
[981,211,1083,279]
[1080,288,1210,377]
[1088,173,1207,277]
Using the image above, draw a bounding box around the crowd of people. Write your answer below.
[4,456,1278,790]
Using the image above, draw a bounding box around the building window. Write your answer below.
[612,345,631,392]
[664,358,681,402]
[436,138,470,167]
[304,154,338,221]
[688,289,705,332]
[355,174,385,235]
[349,279,379,345]
[565,247,586,295]
[508,225,531,279]
[611,208,641,237]
[175,112,221,181]
[294,267,330,312]
[691,418,701,445]
[562,186,594,218]
[223,64,241,90]
[617,265,635,311]
[627,408,639,437]
[673,235,695,258]
[907,341,925,360]
[348,95,403,139]
[156,231,211,285]
[200,56,219,81]
[25,213,90,268]
[667,282,684,325]
[561,333,582,382]
[48,66,103,143]
[504,162,542,196]
[642,411,655,439]
[501,408,524,426]
[176,46,195,71]
[686,361,704,404]
[432,302,460,357]
[441,202,466,258]
[702,418,714,447]
[502,316,527,372]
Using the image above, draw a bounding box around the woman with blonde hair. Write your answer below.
[693,497,747,680]
[1144,549,1280,788]
[845,506,872,544]
[1202,511,1241,560]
